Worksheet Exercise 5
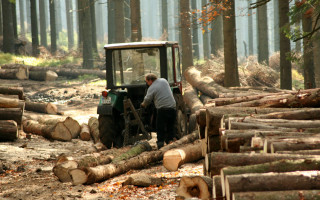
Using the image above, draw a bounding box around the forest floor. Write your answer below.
[0,77,203,200]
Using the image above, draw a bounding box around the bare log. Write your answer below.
[225,171,320,200]
[25,101,58,114]
[204,152,319,176]
[29,70,58,81]
[88,117,100,144]
[0,120,18,141]
[163,141,202,171]
[80,123,91,141]
[0,96,25,109]
[22,119,72,141]
[70,131,199,185]
[0,108,23,125]
[0,86,25,100]
[232,190,320,200]
[0,66,28,80]
[176,176,212,199]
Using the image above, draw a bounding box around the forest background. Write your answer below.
[1,0,320,90]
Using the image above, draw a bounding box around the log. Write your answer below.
[63,117,81,139]
[255,108,320,120]
[183,84,203,114]
[0,120,18,141]
[204,152,319,176]
[22,119,72,141]
[29,70,58,81]
[88,117,100,144]
[0,86,25,100]
[69,131,199,185]
[196,109,206,139]
[80,123,91,141]
[0,66,29,80]
[25,101,58,114]
[111,140,152,163]
[232,190,320,200]
[221,158,320,198]
[271,139,320,153]
[122,173,162,187]
[0,96,25,109]
[184,66,229,98]
[206,109,224,137]
[176,176,212,199]
[163,141,202,171]
[0,108,23,125]
[277,149,320,155]
[225,171,320,200]
[212,175,224,200]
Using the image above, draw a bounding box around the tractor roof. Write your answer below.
[104,41,178,50]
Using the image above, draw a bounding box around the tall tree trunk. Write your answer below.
[302,13,315,89]
[30,0,39,56]
[257,3,269,65]
[161,0,168,40]
[2,0,15,53]
[90,0,97,53]
[19,0,25,37]
[175,1,181,44]
[180,0,193,73]
[130,0,142,42]
[273,0,280,52]
[65,0,74,50]
[55,0,61,39]
[211,10,223,56]
[247,0,253,55]
[202,0,209,60]
[223,0,240,87]
[49,0,57,54]
[191,0,199,59]
[114,0,125,43]
[0,0,2,36]
[11,2,17,39]
[279,0,292,90]
[39,0,47,48]
[77,0,83,49]
[124,0,131,41]
[26,0,31,33]
[313,7,320,88]
[95,0,104,43]
[107,0,115,44]
[79,0,94,68]
[294,0,302,53]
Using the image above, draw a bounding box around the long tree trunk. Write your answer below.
[30,0,39,56]
[114,0,125,43]
[279,0,292,89]
[39,0,47,48]
[233,190,320,200]
[191,0,199,59]
[223,0,240,87]
[202,0,209,60]
[49,0,57,54]
[65,0,74,50]
[273,0,280,52]
[130,0,142,42]
[257,3,269,65]
[11,1,17,39]
[19,0,25,37]
[211,1,223,56]
[90,0,97,53]
[2,0,15,53]
[180,0,193,73]
[107,0,115,44]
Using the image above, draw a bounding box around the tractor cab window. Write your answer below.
[112,48,161,86]
[167,47,174,83]
[174,47,181,82]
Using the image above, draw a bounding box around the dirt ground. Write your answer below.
[0,77,203,200]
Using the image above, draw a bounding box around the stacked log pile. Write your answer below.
[176,66,320,199]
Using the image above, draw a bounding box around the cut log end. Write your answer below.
[69,168,88,186]
[163,150,184,171]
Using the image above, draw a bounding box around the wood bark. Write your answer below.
[0,66,29,80]
[80,123,91,141]
[183,84,203,114]
[212,175,224,200]
[271,139,320,153]
[204,152,319,176]
[255,108,320,120]
[69,131,199,185]
[232,190,320,200]
[176,176,212,200]
[205,109,224,136]
[0,120,18,141]
[0,96,25,109]
[88,117,100,144]
[195,108,206,139]
[29,70,58,81]
[23,119,72,141]
[277,149,320,155]
[0,108,23,125]
[122,173,162,187]
[25,101,58,114]
[225,171,320,200]
[163,141,202,171]
[0,86,24,100]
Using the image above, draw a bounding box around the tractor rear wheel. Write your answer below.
[98,115,123,148]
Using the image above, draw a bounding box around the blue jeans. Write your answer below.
[156,108,176,145]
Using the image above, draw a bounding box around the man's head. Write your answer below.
[145,73,157,86]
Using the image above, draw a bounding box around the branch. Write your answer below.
[249,0,271,9]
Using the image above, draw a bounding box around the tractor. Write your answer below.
[97,41,188,148]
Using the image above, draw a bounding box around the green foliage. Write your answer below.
[0,53,15,65]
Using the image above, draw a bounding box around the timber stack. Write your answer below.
[176,66,320,200]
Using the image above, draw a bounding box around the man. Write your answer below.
[141,73,176,149]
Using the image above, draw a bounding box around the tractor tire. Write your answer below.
[98,115,123,148]
[174,94,188,139]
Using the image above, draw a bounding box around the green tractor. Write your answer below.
[97,41,188,148]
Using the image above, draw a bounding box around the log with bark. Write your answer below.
[122,173,162,187]
[277,149,320,155]
[88,117,100,144]
[183,84,203,114]
[80,123,91,141]
[220,158,320,198]
[163,141,202,171]
[25,101,59,115]
[29,70,58,81]
[22,119,72,141]
[0,86,25,100]
[0,120,18,141]
[176,176,212,200]
[204,152,319,176]
[270,138,320,153]
[0,108,23,126]
[225,171,320,200]
[212,175,224,200]
[69,131,199,185]
[0,96,25,109]
[232,190,320,200]
[255,108,320,120]
[0,65,29,80]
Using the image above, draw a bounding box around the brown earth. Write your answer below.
[0,77,203,200]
